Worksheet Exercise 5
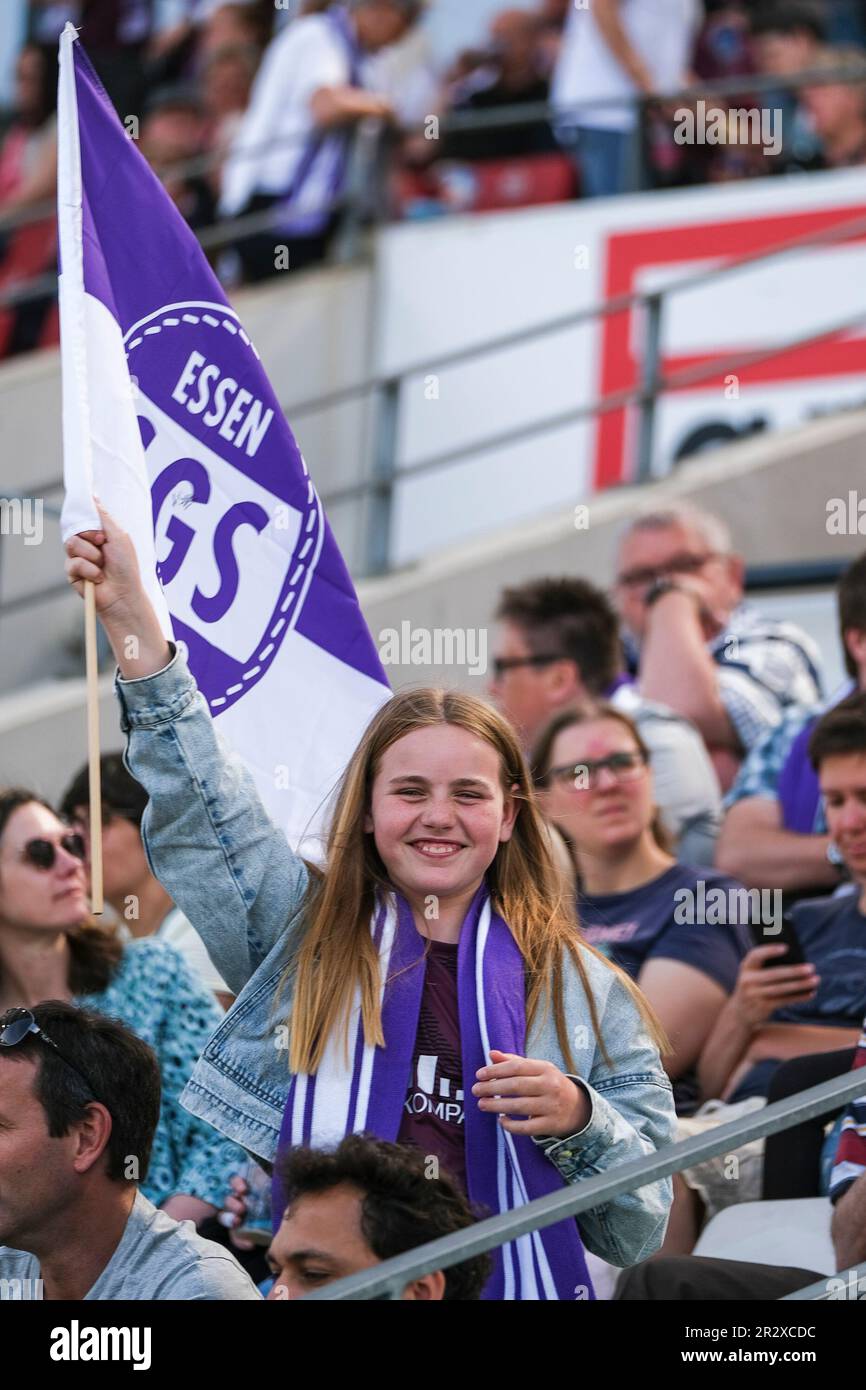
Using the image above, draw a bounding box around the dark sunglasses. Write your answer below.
[20,833,86,871]
[492,653,562,679]
[0,1007,100,1103]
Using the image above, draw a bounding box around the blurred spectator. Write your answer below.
[800,43,866,167]
[684,3,764,185]
[699,694,866,1107]
[197,0,272,61]
[489,576,722,865]
[200,41,259,183]
[0,42,56,217]
[0,787,246,1225]
[364,11,439,127]
[694,0,754,79]
[750,0,826,76]
[750,0,827,170]
[535,0,571,77]
[0,1001,261,1299]
[717,552,866,895]
[445,10,557,161]
[614,504,824,792]
[532,703,748,1115]
[75,0,162,118]
[138,86,217,231]
[552,0,702,197]
[219,0,422,281]
[0,40,57,357]
[60,753,231,1007]
[266,1134,491,1299]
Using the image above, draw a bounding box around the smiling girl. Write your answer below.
[65,509,676,1300]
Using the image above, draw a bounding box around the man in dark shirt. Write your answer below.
[446,9,558,161]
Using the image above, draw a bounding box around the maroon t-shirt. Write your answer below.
[397,941,467,1194]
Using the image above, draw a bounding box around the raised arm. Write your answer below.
[65,507,310,993]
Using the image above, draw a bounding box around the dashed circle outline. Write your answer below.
[123,300,322,715]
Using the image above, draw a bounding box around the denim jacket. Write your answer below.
[116,648,676,1269]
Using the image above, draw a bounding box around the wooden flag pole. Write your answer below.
[84,579,104,914]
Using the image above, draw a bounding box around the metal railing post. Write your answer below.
[636,291,664,483]
[365,377,400,577]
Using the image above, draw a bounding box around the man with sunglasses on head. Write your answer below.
[614,503,824,792]
[0,1001,261,1299]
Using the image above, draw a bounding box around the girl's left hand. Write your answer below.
[472,1049,591,1138]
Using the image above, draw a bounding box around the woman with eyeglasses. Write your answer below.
[0,788,246,1228]
[533,704,750,1117]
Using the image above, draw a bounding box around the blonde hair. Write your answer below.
[287,688,665,1074]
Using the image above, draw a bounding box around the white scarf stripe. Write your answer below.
[500,1124,556,1298]
[291,1071,307,1141]
[352,897,399,1131]
[309,1010,359,1146]
[302,897,399,1145]
[474,898,518,1300]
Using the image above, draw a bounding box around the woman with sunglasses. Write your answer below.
[533,704,750,1117]
[0,788,246,1228]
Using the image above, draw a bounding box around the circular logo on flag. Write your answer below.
[124,300,322,714]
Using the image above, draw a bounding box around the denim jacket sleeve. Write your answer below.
[533,966,676,1268]
[115,645,310,997]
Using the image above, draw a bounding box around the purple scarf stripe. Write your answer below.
[364,897,427,1137]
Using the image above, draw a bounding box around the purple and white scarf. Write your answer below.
[274,5,364,238]
[273,884,595,1300]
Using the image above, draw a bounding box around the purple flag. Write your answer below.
[58,24,389,855]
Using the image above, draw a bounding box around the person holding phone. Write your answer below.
[698,693,866,1104]
[63,507,677,1302]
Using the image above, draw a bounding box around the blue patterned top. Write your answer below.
[723,703,824,826]
[76,938,246,1210]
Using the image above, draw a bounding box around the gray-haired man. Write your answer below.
[614,504,823,792]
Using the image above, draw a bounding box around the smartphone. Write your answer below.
[749,913,806,968]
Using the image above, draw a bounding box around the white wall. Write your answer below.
[374,165,866,564]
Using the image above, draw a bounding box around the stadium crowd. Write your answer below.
[4,2,866,352]
[0,498,864,1300]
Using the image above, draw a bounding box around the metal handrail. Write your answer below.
[2,55,865,241]
[782,1261,866,1300]
[1,247,863,608]
[300,1066,866,1300]
[3,60,865,582]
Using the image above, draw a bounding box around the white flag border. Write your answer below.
[57,21,98,537]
